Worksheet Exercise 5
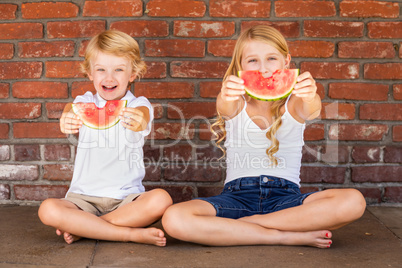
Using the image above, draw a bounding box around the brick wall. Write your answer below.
[0,0,401,205]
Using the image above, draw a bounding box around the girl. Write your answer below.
[162,25,366,248]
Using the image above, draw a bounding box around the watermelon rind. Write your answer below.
[72,100,127,130]
[238,69,299,101]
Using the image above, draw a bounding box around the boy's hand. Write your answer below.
[220,75,246,102]
[60,103,82,134]
[120,106,150,132]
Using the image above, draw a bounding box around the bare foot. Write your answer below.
[129,227,166,247]
[281,230,332,249]
[56,229,81,244]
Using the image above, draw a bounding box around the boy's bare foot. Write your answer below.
[56,229,81,244]
[281,230,332,249]
[130,227,166,247]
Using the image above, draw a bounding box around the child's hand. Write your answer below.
[120,106,150,132]
[292,71,317,103]
[60,104,82,134]
[220,75,246,102]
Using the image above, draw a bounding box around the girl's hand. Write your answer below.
[292,71,317,103]
[60,104,82,134]
[120,107,150,132]
[220,75,246,102]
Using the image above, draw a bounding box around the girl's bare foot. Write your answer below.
[281,230,332,249]
[129,227,166,247]
[56,229,81,244]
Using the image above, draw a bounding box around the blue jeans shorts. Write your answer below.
[197,175,315,219]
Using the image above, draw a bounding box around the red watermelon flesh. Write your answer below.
[72,100,127,130]
[238,69,299,101]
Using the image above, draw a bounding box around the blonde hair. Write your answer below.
[211,25,290,166]
[81,30,146,79]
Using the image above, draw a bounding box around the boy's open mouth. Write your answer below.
[102,85,117,91]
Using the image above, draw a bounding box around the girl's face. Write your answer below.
[241,40,290,78]
[87,51,136,101]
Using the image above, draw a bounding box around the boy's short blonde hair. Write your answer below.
[81,30,146,78]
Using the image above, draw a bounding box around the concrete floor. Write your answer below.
[0,205,401,267]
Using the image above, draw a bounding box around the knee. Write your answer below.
[342,189,366,220]
[38,198,61,226]
[149,189,173,213]
[162,205,187,239]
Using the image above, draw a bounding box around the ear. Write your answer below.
[129,73,137,83]
[285,54,291,69]
[87,72,93,81]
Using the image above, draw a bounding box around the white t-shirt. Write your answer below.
[67,91,154,199]
[224,96,305,186]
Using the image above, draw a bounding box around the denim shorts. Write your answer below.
[197,175,315,219]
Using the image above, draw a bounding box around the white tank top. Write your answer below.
[224,96,305,186]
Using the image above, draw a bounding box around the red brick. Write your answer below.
[320,102,355,120]
[341,1,399,18]
[174,21,235,37]
[111,21,168,37]
[0,124,9,139]
[241,21,300,38]
[13,82,68,99]
[163,144,193,161]
[400,42,402,59]
[197,186,223,198]
[46,102,67,119]
[22,2,78,19]
[164,164,222,182]
[83,0,142,17]
[208,40,236,57]
[394,84,402,100]
[143,165,162,182]
[46,61,84,78]
[300,166,346,184]
[0,145,10,161]
[145,40,205,57]
[13,123,65,139]
[150,123,195,140]
[321,145,349,164]
[19,41,75,58]
[200,82,221,98]
[329,124,388,141]
[0,43,13,59]
[304,21,364,38]
[304,124,324,141]
[393,126,402,142]
[329,83,389,101]
[144,62,167,79]
[44,144,71,161]
[143,145,161,163]
[14,145,40,161]
[0,4,17,19]
[384,146,402,164]
[360,104,402,121]
[0,62,42,79]
[0,184,10,200]
[300,186,319,195]
[146,185,194,203]
[384,187,402,203]
[72,81,96,98]
[364,63,402,80]
[14,185,68,201]
[0,103,41,119]
[47,21,105,39]
[43,164,74,181]
[0,83,9,99]
[134,82,194,99]
[275,1,335,17]
[356,188,382,204]
[0,23,43,40]
[352,166,401,183]
[147,0,206,17]
[302,144,320,163]
[210,0,270,18]
[338,42,395,59]
[168,102,217,119]
[171,61,229,78]
[199,123,214,141]
[0,164,38,181]
[352,146,381,163]
[368,22,402,39]
[301,62,359,80]
[152,103,163,119]
[196,144,224,161]
[288,41,334,58]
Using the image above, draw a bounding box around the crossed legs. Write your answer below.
[162,189,365,248]
[38,189,172,246]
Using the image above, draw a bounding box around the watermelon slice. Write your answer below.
[238,69,299,101]
[72,100,127,130]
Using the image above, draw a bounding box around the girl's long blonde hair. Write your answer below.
[211,25,290,166]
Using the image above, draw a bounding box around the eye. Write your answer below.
[247,59,257,63]
[115,68,124,72]
[268,57,277,61]
[96,68,105,72]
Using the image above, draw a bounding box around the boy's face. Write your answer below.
[87,51,136,101]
